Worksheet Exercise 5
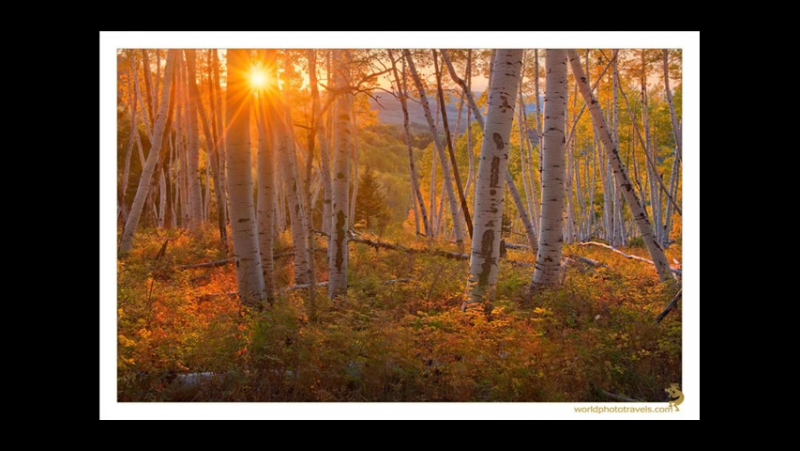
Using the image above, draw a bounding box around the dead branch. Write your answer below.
[655,289,682,324]
[577,241,681,275]
[178,259,233,270]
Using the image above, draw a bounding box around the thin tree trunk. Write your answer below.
[464,49,523,311]
[349,115,359,227]
[434,50,472,239]
[328,49,352,298]
[225,49,266,305]
[212,50,229,247]
[158,169,167,228]
[141,50,155,128]
[388,49,430,236]
[202,50,227,248]
[184,50,203,231]
[120,54,139,225]
[133,52,153,142]
[120,50,177,254]
[309,50,333,236]
[256,50,277,303]
[611,54,622,247]
[305,50,324,311]
[404,50,465,248]
[568,50,674,283]
[277,52,310,285]
[663,50,682,161]
[530,49,568,288]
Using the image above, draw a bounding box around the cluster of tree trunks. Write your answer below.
[118,48,681,310]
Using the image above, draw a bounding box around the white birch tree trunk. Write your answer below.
[464,49,523,310]
[225,49,266,304]
[530,49,568,288]
[308,50,333,236]
[328,49,352,298]
[568,50,674,283]
[119,50,177,254]
[212,50,229,247]
[389,49,430,236]
[184,50,203,232]
[277,53,310,285]
[256,51,277,302]
[404,50,465,248]
[349,116,359,228]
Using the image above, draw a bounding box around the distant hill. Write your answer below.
[367,93,543,126]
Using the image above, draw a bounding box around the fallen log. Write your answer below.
[281,278,413,293]
[178,259,233,270]
[577,241,681,275]
[504,243,531,251]
[313,230,471,261]
[179,249,327,270]
[655,289,682,324]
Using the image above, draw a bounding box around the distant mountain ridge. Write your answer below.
[367,93,542,126]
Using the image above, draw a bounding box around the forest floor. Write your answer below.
[117,227,682,402]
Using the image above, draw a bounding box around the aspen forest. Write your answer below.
[113,46,689,408]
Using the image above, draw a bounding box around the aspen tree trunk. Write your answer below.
[663,50,682,161]
[120,54,139,224]
[430,133,437,238]
[277,178,286,234]
[404,50,465,248]
[158,169,167,228]
[518,75,536,234]
[662,50,681,248]
[349,116,359,227]
[388,49,430,236]
[328,49,352,298]
[133,53,153,142]
[256,50,277,302]
[443,49,536,250]
[464,49,523,310]
[434,50,472,238]
[534,49,544,142]
[141,50,155,127]
[197,50,227,247]
[184,50,203,231]
[568,50,674,282]
[225,49,266,304]
[308,50,333,235]
[640,55,663,246]
[612,56,623,247]
[119,50,177,254]
[212,50,229,244]
[278,52,310,285]
[530,49,568,288]
[154,50,161,115]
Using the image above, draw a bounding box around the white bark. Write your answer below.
[211,50,229,245]
[256,51,277,301]
[225,49,266,304]
[464,49,523,309]
[277,53,310,285]
[568,50,674,283]
[184,50,203,231]
[531,49,568,288]
[404,50,465,247]
[328,49,352,298]
[388,49,430,236]
[663,50,682,161]
[119,50,177,254]
[308,50,333,236]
